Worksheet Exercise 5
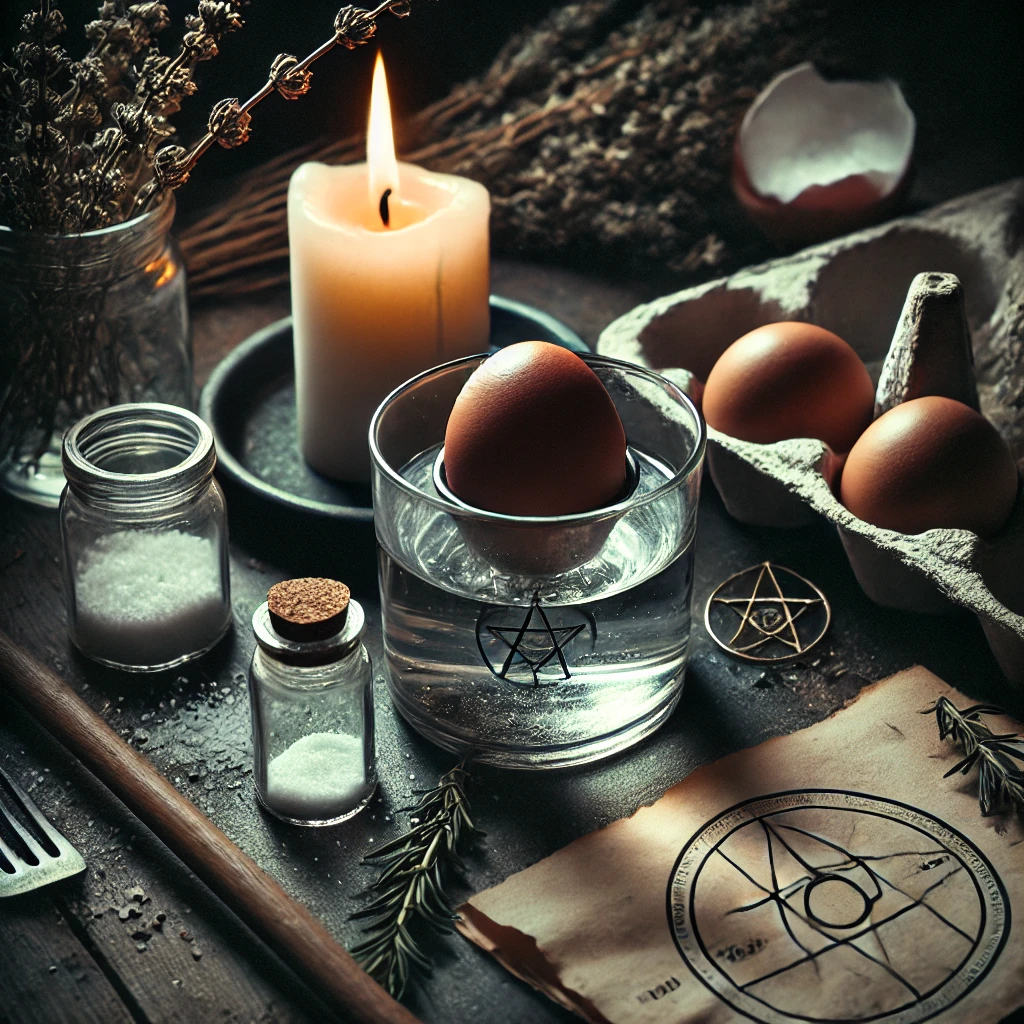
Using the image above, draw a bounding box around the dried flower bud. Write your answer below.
[84,20,109,44]
[104,18,137,47]
[138,52,197,114]
[153,144,192,190]
[183,27,219,62]
[269,54,312,101]
[13,41,65,78]
[19,8,68,43]
[198,1,244,37]
[17,122,69,164]
[334,6,377,49]
[128,3,171,35]
[19,10,65,43]
[103,168,129,198]
[74,55,109,95]
[139,51,171,82]
[57,95,102,131]
[15,79,62,120]
[112,102,150,145]
[208,97,251,148]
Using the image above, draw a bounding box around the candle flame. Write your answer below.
[367,51,398,213]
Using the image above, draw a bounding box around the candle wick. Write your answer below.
[379,188,392,228]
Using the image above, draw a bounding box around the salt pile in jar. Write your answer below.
[73,529,229,668]
[265,732,368,820]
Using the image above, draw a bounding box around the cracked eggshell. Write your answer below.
[733,63,915,247]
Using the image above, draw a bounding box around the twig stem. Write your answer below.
[138,0,410,214]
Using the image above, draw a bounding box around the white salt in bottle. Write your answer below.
[60,403,232,671]
[248,578,376,826]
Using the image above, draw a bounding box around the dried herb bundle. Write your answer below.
[1,0,243,232]
[180,0,842,299]
[0,0,419,233]
[351,761,481,999]
[926,696,1024,817]
[0,0,421,467]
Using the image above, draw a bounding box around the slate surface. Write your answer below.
[0,261,1017,1024]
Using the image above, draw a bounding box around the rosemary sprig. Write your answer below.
[924,696,1024,817]
[350,760,482,1000]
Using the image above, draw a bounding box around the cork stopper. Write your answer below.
[267,578,350,643]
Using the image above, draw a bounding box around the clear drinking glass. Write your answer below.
[60,403,231,671]
[248,600,376,826]
[370,352,705,769]
[0,195,192,506]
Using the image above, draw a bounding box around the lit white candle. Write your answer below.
[288,53,490,482]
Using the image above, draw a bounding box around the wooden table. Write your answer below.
[0,261,1016,1024]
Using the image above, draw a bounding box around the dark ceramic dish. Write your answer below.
[199,296,586,586]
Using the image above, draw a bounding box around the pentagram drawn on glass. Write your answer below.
[668,790,1008,1024]
[705,562,830,662]
[475,594,595,688]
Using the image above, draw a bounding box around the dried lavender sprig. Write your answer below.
[924,697,1024,818]
[136,0,415,213]
[80,1,244,229]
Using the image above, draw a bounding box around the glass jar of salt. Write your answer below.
[248,578,376,826]
[60,403,231,671]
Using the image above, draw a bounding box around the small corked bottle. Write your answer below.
[248,578,376,826]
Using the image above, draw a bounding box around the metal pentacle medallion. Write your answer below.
[668,790,1008,1024]
[705,562,830,662]
[475,594,595,688]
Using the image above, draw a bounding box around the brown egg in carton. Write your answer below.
[598,179,1024,687]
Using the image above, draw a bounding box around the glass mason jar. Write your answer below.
[248,599,376,826]
[371,352,705,769]
[60,403,231,672]
[0,195,192,507]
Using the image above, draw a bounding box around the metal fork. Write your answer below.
[0,765,86,897]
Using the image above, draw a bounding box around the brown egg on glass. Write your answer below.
[702,322,874,454]
[444,341,627,516]
[840,396,1019,538]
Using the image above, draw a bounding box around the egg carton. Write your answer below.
[598,179,1024,687]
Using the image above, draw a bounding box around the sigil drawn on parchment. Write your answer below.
[668,790,1009,1024]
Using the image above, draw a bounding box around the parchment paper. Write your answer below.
[457,667,1024,1024]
